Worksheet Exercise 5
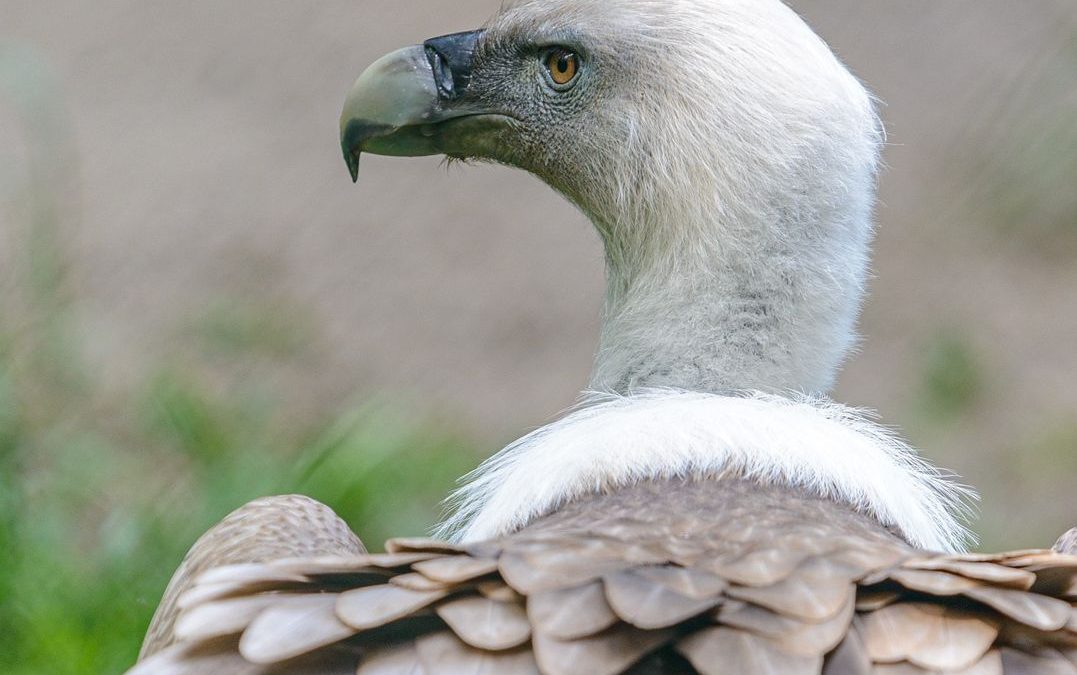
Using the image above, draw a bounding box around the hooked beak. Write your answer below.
[340,30,491,183]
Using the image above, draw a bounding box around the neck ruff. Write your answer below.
[437,390,975,553]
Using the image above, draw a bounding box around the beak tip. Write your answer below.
[344,145,361,183]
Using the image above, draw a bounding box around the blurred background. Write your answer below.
[1,1,1075,671]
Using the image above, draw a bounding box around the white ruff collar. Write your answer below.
[437,390,975,553]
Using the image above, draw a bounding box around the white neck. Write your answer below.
[590,200,872,395]
[580,69,878,396]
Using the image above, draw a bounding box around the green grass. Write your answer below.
[0,318,479,675]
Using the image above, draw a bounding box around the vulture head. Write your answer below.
[342,0,880,396]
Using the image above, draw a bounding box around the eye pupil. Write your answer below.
[546,48,579,87]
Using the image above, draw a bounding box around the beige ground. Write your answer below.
[2,0,1075,549]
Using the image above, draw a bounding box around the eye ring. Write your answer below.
[543,47,581,89]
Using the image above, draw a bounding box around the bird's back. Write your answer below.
[133,478,1077,674]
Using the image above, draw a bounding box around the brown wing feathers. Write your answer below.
[130,481,1077,675]
[137,494,367,662]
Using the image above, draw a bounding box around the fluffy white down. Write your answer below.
[437,390,975,553]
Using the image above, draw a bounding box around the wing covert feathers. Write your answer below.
[131,481,1077,674]
[139,494,367,660]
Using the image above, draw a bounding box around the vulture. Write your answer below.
[131,0,1077,673]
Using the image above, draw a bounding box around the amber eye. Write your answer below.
[544,48,580,87]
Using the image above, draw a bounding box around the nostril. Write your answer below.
[422,30,484,102]
[424,46,456,100]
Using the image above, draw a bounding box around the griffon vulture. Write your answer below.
[131,0,1077,672]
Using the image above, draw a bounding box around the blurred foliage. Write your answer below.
[0,340,477,675]
[956,26,1077,257]
[0,282,479,675]
[0,47,479,675]
[915,331,985,425]
[1011,422,1077,488]
[973,419,1077,553]
[192,297,313,358]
